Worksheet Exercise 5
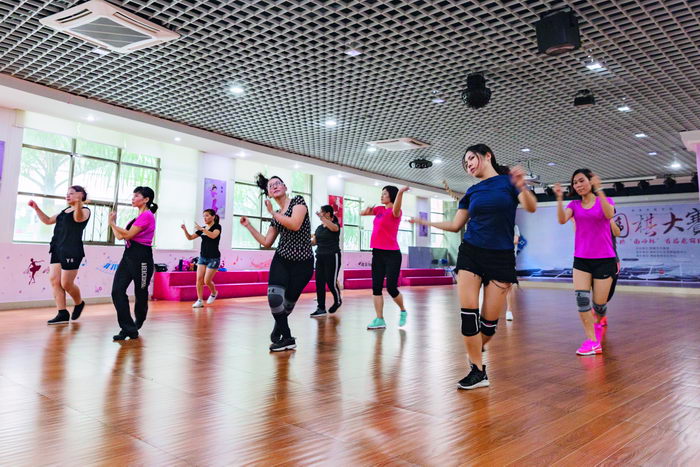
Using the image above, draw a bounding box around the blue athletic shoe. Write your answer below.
[367,318,386,330]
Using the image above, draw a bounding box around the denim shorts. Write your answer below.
[197,256,221,269]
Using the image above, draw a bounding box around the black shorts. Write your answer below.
[456,241,517,285]
[50,251,83,271]
[573,257,617,280]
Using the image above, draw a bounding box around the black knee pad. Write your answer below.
[593,302,607,317]
[460,308,480,337]
[267,286,285,314]
[575,290,591,313]
[480,317,499,336]
[387,287,400,298]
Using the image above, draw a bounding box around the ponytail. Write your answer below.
[320,204,338,224]
[464,144,509,175]
[255,173,285,197]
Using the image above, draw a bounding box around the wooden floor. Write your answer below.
[2,285,700,466]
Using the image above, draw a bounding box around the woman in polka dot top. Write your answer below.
[240,173,313,352]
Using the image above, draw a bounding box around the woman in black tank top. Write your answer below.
[28,185,91,325]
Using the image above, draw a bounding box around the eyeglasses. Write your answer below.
[268,182,284,189]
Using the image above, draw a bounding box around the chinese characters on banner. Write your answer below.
[613,203,700,281]
[328,195,343,227]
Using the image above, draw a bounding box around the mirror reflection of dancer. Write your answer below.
[27,258,44,285]
[413,144,537,389]
[240,174,313,352]
[109,186,157,341]
[363,185,410,330]
[181,209,222,308]
[310,205,342,317]
[28,186,90,325]
[554,169,615,356]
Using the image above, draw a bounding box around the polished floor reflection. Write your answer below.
[1,285,700,465]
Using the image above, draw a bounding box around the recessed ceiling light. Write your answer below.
[434,158,443,164]
[373,181,379,186]
[91,47,109,56]
[635,133,648,138]
[336,174,343,178]
[344,49,363,57]
[367,146,377,153]
[237,151,246,158]
[174,137,181,142]
[547,162,557,166]
[293,163,300,169]
[86,115,95,122]
[229,85,245,95]
[324,119,338,128]
[432,98,445,104]
[585,60,606,71]
[617,105,632,112]
[521,148,531,152]
[647,152,658,156]
[670,161,682,170]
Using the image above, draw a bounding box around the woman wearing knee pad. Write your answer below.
[182,209,222,308]
[28,185,90,325]
[412,144,536,389]
[240,174,313,351]
[109,186,157,341]
[554,169,615,356]
[310,205,342,317]
[363,185,409,330]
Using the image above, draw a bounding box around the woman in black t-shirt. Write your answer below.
[310,205,342,317]
[240,174,313,352]
[28,185,91,325]
[182,209,222,308]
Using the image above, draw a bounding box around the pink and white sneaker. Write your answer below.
[576,339,603,356]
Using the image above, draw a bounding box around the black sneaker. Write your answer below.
[47,310,70,325]
[310,308,327,317]
[457,364,490,390]
[71,301,85,321]
[328,301,342,314]
[269,337,296,352]
[112,331,139,341]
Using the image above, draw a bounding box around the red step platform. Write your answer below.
[343,268,453,289]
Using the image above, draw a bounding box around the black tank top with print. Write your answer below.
[49,207,90,258]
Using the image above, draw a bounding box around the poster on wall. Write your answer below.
[516,202,700,283]
[328,195,343,227]
[203,178,226,219]
[418,211,428,237]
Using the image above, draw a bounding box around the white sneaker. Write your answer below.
[206,293,217,304]
[192,299,204,308]
[505,310,514,321]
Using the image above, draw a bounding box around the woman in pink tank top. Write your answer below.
[555,169,616,357]
[363,185,409,330]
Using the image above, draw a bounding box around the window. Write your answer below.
[231,173,312,249]
[430,198,446,248]
[14,129,160,245]
[343,197,413,252]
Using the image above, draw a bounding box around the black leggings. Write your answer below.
[315,252,342,309]
[111,243,154,334]
[268,254,314,338]
[371,248,401,297]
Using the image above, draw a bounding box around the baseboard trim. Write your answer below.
[0,296,135,311]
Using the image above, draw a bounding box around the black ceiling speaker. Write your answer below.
[638,179,650,192]
[534,8,581,56]
[614,182,626,194]
[664,176,677,189]
[461,73,491,109]
[409,158,433,169]
[574,89,595,107]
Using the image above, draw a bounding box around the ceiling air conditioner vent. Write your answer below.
[366,138,430,152]
[39,0,179,54]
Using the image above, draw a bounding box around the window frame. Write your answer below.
[430,200,446,248]
[15,132,161,246]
